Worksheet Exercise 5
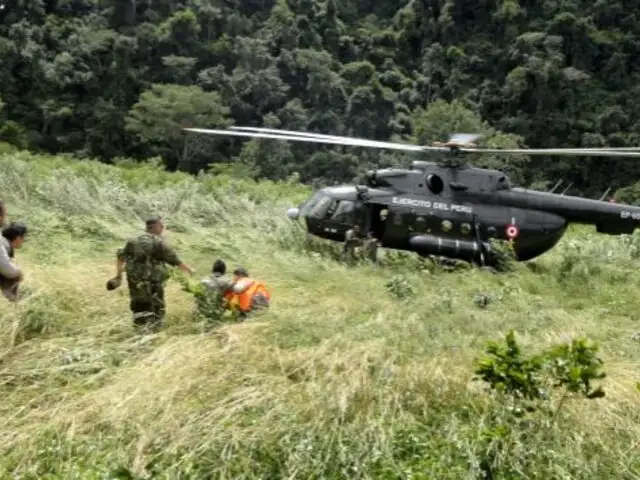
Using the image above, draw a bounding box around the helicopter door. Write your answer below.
[354,200,369,231]
[369,204,388,241]
[386,204,413,248]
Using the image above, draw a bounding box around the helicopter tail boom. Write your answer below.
[505,188,640,234]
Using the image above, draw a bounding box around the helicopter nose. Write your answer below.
[287,207,300,220]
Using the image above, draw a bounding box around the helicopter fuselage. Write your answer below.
[184,124,640,265]
[287,161,640,264]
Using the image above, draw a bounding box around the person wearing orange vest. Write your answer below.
[223,267,271,318]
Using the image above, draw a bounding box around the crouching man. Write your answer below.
[223,267,271,319]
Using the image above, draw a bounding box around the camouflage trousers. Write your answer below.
[342,239,378,263]
[127,279,166,330]
[195,291,226,321]
[342,239,361,262]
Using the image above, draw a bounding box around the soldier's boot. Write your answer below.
[133,311,158,334]
[151,301,166,331]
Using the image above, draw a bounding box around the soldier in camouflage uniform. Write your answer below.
[342,224,363,263]
[196,259,235,318]
[201,259,234,296]
[363,232,379,263]
[107,215,195,331]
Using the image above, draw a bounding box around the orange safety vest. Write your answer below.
[223,277,271,313]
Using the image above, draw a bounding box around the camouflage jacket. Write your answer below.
[200,272,234,295]
[117,233,182,284]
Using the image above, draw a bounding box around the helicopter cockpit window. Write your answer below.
[426,174,444,194]
[326,198,340,217]
[307,195,333,219]
[329,200,356,223]
[299,192,325,217]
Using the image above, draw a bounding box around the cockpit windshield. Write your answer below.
[308,196,333,218]
[299,192,326,218]
[299,192,356,223]
[329,199,356,223]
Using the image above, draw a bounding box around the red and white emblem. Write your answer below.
[505,224,519,240]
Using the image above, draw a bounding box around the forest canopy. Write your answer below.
[1,0,639,196]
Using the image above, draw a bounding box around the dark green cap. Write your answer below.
[145,214,162,230]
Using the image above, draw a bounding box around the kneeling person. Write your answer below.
[196,259,234,318]
[224,267,271,318]
[201,259,234,295]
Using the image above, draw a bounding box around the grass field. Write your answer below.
[1,149,640,478]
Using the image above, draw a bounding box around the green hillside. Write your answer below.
[0,150,639,478]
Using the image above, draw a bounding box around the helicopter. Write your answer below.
[184,125,640,266]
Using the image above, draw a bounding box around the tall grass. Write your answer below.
[0,150,639,478]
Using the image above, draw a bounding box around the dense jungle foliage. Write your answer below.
[2,0,640,196]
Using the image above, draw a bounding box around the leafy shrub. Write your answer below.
[475,330,606,416]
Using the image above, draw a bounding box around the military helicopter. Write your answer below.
[184,125,640,266]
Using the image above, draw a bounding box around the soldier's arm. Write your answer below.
[158,240,195,275]
[231,281,251,294]
[115,241,131,278]
[221,278,236,294]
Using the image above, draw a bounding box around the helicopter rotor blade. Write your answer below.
[559,147,640,151]
[457,147,640,157]
[185,127,640,157]
[231,126,486,149]
[231,126,353,139]
[230,127,640,154]
[184,127,436,153]
[229,126,447,152]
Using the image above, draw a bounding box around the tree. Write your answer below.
[125,84,231,172]
[3,0,640,191]
[410,100,529,185]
